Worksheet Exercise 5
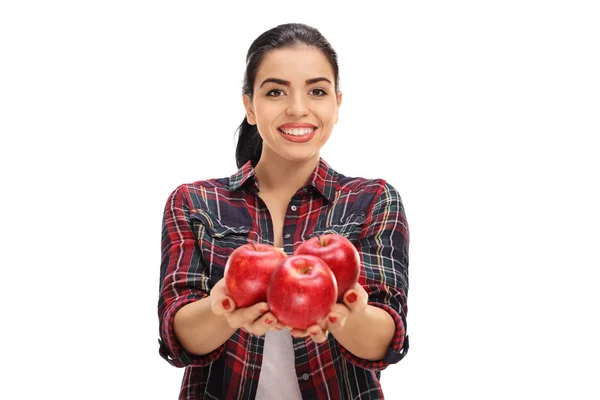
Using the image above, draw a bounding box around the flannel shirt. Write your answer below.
[158,157,410,399]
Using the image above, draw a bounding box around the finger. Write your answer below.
[307,324,328,343]
[269,321,286,331]
[349,282,369,299]
[290,328,310,338]
[327,303,350,330]
[247,312,278,336]
[343,289,367,313]
[210,280,237,315]
[228,302,269,327]
[212,295,236,316]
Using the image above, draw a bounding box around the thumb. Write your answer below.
[343,288,367,313]
[211,280,236,315]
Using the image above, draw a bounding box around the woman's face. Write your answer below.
[243,46,342,164]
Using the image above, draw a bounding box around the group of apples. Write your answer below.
[223,233,361,330]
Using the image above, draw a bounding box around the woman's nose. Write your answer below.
[286,95,309,117]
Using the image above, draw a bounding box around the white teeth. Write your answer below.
[280,128,315,136]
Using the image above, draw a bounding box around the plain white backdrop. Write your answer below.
[1,1,599,399]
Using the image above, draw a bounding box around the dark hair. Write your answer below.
[235,23,340,169]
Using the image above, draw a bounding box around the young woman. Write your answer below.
[158,23,410,399]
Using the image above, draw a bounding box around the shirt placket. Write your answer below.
[283,190,304,253]
[287,188,319,394]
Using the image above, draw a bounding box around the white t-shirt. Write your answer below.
[256,247,303,399]
[255,329,303,399]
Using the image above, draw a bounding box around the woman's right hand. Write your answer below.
[210,279,284,336]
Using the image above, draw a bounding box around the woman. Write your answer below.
[158,23,409,399]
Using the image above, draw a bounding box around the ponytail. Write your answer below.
[235,117,262,169]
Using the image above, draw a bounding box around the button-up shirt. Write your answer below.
[158,158,410,399]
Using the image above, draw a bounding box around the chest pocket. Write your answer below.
[306,212,367,246]
[190,209,251,286]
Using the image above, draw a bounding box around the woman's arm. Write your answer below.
[291,181,409,368]
[291,284,394,361]
[334,181,409,367]
[174,297,235,356]
[174,280,277,356]
[329,288,395,361]
[158,186,278,366]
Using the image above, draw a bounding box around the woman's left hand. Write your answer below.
[289,282,369,343]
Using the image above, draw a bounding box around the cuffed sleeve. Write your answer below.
[340,181,410,370]
[157,185,225,367]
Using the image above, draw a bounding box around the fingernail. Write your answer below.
[265,318,273,324]
[346,292,358,303]
[328,316,337,324]
[222,299,231,310]
[259,308,268,314]
[310,330,319,336]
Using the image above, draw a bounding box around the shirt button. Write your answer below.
[302,373,310,381]
[284,233,291,239]
[290,205,297,212]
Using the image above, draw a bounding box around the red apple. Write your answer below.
[294,234,360,301]
[267,254,337,330]
[224,243,287,308]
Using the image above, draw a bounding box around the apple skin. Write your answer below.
[267,254,338,330]
[224,243,287,309]
[294,234,361,302]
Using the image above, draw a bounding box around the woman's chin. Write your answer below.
[281,150,320,163]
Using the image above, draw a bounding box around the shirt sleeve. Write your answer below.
[157,185,225,368]
[339,180,410,371]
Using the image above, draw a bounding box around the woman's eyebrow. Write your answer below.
[259,77,333,88]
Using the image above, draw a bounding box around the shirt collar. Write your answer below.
[308,157,338,202]
[229,160,256,192]
[229,157,338,202]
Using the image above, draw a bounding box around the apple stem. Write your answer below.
[250,242,257,251]
[318,235,327,247]
[300,266,313,274]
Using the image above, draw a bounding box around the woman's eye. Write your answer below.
[310,88,327,96]
[267,89,284,97]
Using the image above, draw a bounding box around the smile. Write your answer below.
[278,127,317,136]
[278,127,318,143]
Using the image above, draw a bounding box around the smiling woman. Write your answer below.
[158,23,410,400]
[241,45,342,167]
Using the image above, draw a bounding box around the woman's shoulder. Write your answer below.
[163,170,252,222]
[172,176,230,192]
[328,170,405,220]
[336,171,402,200]
[167,167,247,198]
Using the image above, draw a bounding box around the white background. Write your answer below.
[1,1,599,399]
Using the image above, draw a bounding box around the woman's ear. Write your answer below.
[243,95,257,125]
[335,91,343,124]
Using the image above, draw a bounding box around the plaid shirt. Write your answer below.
[158,158,410,400]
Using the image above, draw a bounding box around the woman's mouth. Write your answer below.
[278,127,318,143]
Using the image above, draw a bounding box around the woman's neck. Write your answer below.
[254,152,319,195]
